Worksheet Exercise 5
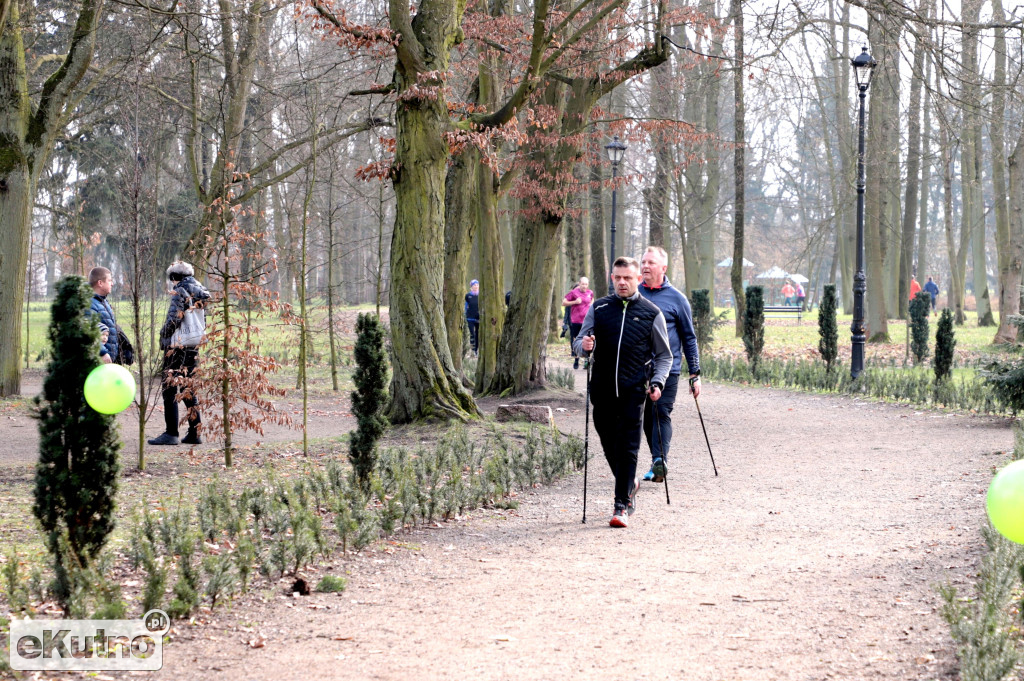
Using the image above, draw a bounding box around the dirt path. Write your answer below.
[151,381,1009,680]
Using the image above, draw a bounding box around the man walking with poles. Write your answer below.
[575,257,673,528]
[637,246,701,483]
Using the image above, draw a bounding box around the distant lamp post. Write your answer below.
[605,135,627,294]
[850,46,876,379]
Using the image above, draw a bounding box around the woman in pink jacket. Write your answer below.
[563,277,594,369]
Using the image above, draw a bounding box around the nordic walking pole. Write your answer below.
[650,389,670,505]
[690,376,718,476]
[582,354,592,523]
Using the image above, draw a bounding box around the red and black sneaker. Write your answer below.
[609,508,628,528]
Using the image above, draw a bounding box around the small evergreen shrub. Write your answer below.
[818,284,838,372]
[33,276,121,604]
[939,525,1023,681]
[982,314,1024,412]
[934,308,956,382]
[349,313,389,493]
[316,575,347,593]
[743,286,765,376]
[692,289,713,355]
[547,366,575,390]
[909,291,931,365]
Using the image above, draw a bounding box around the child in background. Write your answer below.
[97,323,110,361]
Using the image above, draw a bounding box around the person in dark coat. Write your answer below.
[464,280,480,355]
[148,261,211,446]
[574,257,672,528]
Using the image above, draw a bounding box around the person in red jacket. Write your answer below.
[909,276,922,301]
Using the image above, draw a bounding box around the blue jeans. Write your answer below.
[644,373,679,463]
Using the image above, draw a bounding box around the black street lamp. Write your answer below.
[850,46,876,379]
[605,135,627,294]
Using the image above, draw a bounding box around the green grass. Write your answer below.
[15,298,378,374]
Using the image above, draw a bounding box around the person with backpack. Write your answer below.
[149,261,210,446]
[86,267,119,365]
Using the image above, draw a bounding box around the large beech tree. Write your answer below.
[489,29,673,395]
[0,0,105,396]
[313,0,478,421]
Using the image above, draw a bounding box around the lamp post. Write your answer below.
[850,46,876,379]
[605,135,627,294]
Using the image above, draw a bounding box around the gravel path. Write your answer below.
[155,380,1009,681]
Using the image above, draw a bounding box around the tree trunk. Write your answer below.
[962,0,994,326]
[942,122,967,324]
[917,50,933,284]
[442,149,479,375]
[897,17,926,319]
[0,0,103,396]
[992,0,1020,342]
[588,160,607,290]
[475,162,505,393]
[864,10,900,341]
[730,0,745,336]
[388,96,478,421]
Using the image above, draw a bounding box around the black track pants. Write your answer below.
[592,388,646,509]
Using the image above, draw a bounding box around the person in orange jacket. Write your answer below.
[909,276,922,301]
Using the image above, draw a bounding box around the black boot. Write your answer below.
[181,429,202,445]
[148,433,180,446]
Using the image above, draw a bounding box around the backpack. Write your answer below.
[170,307,206,348]
[115,328,135,366]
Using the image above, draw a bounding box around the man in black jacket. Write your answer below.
[574,257,673,528]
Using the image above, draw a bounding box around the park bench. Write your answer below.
[763,305,803,322]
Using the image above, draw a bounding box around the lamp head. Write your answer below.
[851,46,876,89]
[605,135,627,165]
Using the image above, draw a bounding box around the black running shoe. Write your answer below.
[147,433,180,446]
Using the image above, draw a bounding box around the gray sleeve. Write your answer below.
[572,306,597,357]
[651,312,672,387]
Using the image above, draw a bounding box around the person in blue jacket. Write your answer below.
[464,280,480,355]
[924,276,940,314]
[637,246,701,483]
[86,267,119,364]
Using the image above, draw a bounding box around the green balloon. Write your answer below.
[987,459,1024,544]
[84,364,136,414]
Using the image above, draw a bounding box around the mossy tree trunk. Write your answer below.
[442,149,479,377]
[475,154,505,393]
[0,0,104,397]
[386,0,477,422]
